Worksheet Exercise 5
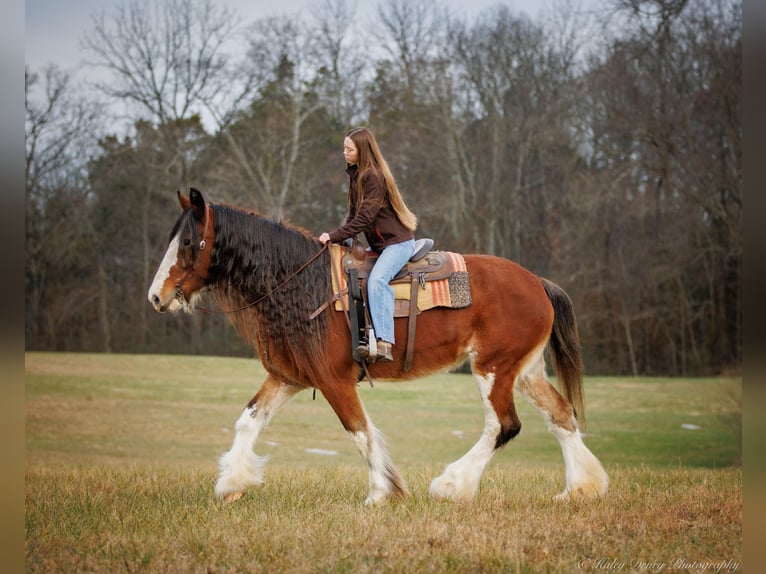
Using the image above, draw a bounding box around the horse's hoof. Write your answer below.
[222,491,244,505]
[429,477,459,501]
[364,492,388,506]
[554,479,608,502]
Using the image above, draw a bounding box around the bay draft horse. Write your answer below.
[148,188,608,505]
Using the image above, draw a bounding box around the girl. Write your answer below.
[319,127,418,362]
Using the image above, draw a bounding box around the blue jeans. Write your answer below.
[368,239,416,345]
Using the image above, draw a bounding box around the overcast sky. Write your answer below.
[25,0,605,136]
[26,0,580,74]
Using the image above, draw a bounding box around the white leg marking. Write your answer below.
[351,430,385,505]
[550,424,609,500]
[215,406,269,500]
[351,421,406,505]
[215,384,299,501]
[430,372,500,502]
[517,349,607,500]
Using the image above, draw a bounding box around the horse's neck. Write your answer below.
[213,206,332,381]
[214,207,309,294]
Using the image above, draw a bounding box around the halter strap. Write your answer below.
[199,204,211,251]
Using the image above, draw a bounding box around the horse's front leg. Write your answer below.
[320,381,408,505]
[215,375,301,504]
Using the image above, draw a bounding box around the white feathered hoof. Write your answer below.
[555,468,609,502]
[214,449,268,502]
[428,473,476,503]
[221,491,245,505]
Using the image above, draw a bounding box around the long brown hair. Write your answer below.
[345,127,417,231]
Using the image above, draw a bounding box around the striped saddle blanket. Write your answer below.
[329,244,472,317]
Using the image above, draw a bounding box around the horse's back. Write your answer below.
[462,253,550,304]
[461,253,554,341]
[375,252,556,378]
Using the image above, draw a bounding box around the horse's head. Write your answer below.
[147,188,215,313]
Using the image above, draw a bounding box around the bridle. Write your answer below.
[172,204,213,309]
[197,203,210,253]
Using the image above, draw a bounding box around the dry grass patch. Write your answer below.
[25,353,742,572]
[26,464,740,573]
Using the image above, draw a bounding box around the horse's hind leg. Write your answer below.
[320,381,408,505]
[517,353,608,500]
[429,357,522,502]
[215,375,301,504]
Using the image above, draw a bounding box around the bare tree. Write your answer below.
[81,0,238,349]
[445,5,584,266]
[208,14,337,218]
[573,0,741,374]
[25,67,100,197]
[82,0,238,126]
[308,0,368,125]
[25,66,102,349]
[374,0,448,96]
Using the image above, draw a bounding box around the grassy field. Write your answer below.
[25,352,742,573]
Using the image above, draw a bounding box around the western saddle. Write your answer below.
[336,238,459,371]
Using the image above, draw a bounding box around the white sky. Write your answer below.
[25,0,587,74]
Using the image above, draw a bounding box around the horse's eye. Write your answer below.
[183,238,192,247]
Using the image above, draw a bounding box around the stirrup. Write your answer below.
[356,333,376,361]
[356,344,370,359]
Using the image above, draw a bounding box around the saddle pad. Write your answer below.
[329,244,472,315]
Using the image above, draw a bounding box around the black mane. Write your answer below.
[207,203,335,382]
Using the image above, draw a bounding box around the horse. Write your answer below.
[147,188,608,505]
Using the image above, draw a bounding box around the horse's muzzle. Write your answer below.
[148,288,182,313]
[149,293,168,313]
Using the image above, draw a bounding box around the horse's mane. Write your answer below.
[206,203,335,382]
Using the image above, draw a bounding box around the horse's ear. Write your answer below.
[177,190,191,210]
[188,187,206,222]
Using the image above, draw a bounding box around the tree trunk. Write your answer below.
[97,259,113,353]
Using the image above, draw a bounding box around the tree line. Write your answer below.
[25,0,741,376]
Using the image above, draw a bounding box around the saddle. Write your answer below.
[342,238,450,283]
[323,238,472,371]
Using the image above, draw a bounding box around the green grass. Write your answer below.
[25,352,742,573]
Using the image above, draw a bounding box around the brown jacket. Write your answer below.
[328,164,414,253]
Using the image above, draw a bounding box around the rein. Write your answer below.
[196,242,330,315]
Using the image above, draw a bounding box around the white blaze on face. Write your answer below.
[147,234,182,312]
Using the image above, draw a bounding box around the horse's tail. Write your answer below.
[540,277,586,428]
